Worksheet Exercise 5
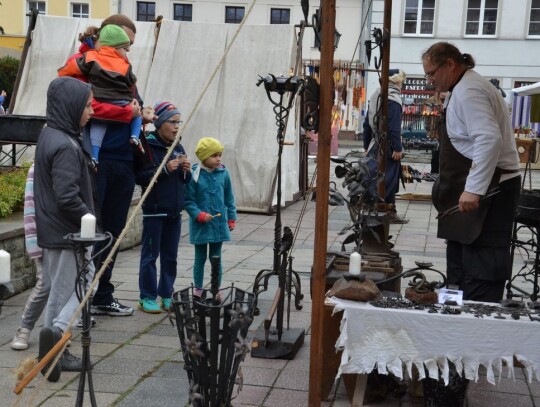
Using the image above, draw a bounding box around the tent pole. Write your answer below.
[9,9,38,114]
[308,0,335,405]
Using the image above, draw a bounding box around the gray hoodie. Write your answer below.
[34,77,95,248]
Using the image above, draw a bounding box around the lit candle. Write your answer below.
[0,250,10,284]
[349,251,361,276]
[80,214,96,239]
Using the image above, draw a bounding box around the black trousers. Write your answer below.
[446,176,521,302]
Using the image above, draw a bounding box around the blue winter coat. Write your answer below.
[184,163,237,244]
[135,132,191,217]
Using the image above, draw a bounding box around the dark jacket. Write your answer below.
[135,132,191,217]
[34,77,95,249]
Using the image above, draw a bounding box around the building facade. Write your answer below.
[367,0,540,101]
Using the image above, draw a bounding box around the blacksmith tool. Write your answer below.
[436,187,501,219]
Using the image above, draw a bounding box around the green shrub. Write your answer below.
[0,56,20,108]
[0,163,30,218]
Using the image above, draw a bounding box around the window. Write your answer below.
[225,6,244,24]
[27,1,45,14]
[530,0,540,36]
[137,2,155,22]
[465,0,498,36]
[404,0,435,35]
[270,8,290,24]
[174,3,193,21]
[72,3,89,19]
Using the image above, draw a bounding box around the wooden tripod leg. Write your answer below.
[13,331,72,394]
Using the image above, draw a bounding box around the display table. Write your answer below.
[328,297,540,404]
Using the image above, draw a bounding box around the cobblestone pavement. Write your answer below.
[1,143,539,406]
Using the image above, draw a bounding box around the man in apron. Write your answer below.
[420,42,521,407]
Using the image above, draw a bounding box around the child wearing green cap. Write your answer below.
[184,137,237,300]
[58,24,143,164]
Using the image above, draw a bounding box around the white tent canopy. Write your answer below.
[12,15,299,213]
[512,82,540,96]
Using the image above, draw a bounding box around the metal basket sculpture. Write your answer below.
[172,285,255,406]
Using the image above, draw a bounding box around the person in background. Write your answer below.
[135,102,191,313]
[362,69,409,224]
[421,41,521,406]
[0,90,6,114]
[34,76,95,382]
[58,24,143,164]
[424,91,447,174]
[184,137,237,300]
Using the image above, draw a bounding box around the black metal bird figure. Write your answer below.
[301,0,309,23]
[279,226,294,255]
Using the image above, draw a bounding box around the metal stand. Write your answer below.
[251,75,305,359]
[506,221,539,303]
[0,282,14,316]
[172,276,255,405]
[66,232,112,407]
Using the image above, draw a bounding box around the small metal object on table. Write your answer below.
[65,232,113,407]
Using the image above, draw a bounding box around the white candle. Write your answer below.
[80,214,96,239]
[349,251,361,276]
[0,250,10,284]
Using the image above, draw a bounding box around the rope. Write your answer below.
[13,2,258,404]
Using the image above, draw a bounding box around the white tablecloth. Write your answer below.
[330,297,540,385]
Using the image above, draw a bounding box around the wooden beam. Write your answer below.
[308,0,335,405]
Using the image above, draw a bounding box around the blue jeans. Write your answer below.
[139,215,181,300]
[193,242,223,289]
[92,159,135,306]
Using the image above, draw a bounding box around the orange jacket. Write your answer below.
[58,46,137,102]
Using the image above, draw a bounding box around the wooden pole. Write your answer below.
[376,0,392,203]
[8,10,38,114]
[13,331,72,394]
[308,0,335,405]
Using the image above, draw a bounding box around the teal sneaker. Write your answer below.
[138,298,162,314]
[161,298,172,311]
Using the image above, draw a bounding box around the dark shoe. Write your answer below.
[91,298,134,316]
[76,315,96,328]
[60,349,84,372]
[38,327,62,382]
[389,212,409,224]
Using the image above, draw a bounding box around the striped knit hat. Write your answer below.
[153,102,180,129]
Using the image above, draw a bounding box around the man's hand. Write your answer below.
[392,151,403,160]
[129,99,141,118]
[459,191,481,212]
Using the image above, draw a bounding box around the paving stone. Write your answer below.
[116,376,190,407]
[263,388,309,406]
[39,390,119,407]
[64,372,140,393]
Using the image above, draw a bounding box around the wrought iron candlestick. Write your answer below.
[251,74,305,359]
[66,232,112,407]
[0,282,14,316]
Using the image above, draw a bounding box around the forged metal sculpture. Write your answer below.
[172,257,255,407]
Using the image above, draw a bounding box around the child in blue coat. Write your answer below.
[135,102,191,313]
[184,137,237,299]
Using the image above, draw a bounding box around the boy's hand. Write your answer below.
[179,155,191,172]
[166,157,182,173]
